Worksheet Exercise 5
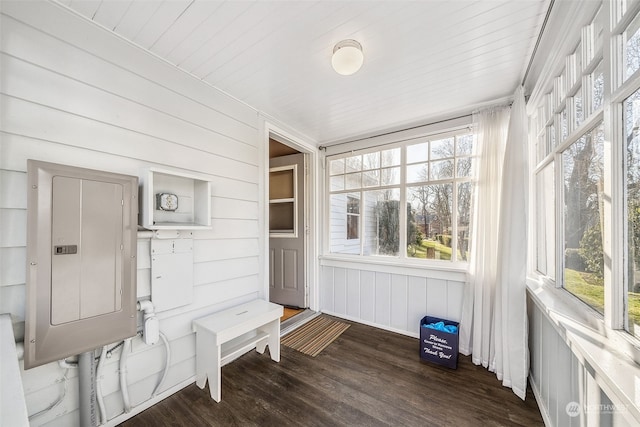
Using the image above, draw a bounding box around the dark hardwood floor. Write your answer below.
[120,317,543,427]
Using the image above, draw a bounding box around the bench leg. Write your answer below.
[255,336,268,354]
[265,319,280,362]
[209,344,222,402]
[195,331,209,389]
[195,330,222,402]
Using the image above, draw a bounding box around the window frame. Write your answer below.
[530,0,640,341]
[325,128,474,267]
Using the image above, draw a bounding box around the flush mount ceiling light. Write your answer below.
[331,39,364,76]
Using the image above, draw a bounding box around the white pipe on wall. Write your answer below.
[119,339,133,413]
[96,346,108,425]
[152,332,171,397]
[78,351,97,427]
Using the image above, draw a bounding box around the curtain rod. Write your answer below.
[319,113,472,151]
[522,0,555,86]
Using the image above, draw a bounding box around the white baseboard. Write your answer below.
[320,310,420,339]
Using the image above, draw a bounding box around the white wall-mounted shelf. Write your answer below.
[140,168,211,230]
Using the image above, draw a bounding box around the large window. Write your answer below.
[532,2,640,340]
[328,132,473,262]
[534,8,606,309]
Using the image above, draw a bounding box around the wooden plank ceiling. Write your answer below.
[59,0,547,145]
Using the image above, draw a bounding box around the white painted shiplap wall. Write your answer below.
[0,1,264,425]
[528,294,635,427]
[320,260,466,337]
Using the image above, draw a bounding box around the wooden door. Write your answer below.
[269,153,305,308]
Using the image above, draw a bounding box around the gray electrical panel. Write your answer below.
[24,160,138,369]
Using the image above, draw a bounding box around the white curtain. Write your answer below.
[459,86,529,400]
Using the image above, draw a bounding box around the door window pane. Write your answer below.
[270,203,294,232]
[269,169,294,199]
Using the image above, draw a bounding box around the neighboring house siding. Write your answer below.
[328,193,386,256]
[328,193,360,254]
[0,1,261,425]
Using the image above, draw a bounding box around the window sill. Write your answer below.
[320,254,468,281]
[527,277,640,423]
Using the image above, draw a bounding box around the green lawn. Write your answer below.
[565,268,640,326]
[564,268,605,313]
[630,293,640,329]
[408,239,452,260]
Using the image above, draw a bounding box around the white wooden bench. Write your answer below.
[192,299,283,402]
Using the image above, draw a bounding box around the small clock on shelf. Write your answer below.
[156,193,178,211]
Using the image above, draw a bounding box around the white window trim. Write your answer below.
[325,126,473,264]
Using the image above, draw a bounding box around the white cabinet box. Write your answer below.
[140,168,212,230]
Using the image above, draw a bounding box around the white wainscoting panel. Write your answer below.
[321,261,466,338]
[528,293,636,427]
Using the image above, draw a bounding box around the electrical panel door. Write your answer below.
[24,161,138,369]
[51,177,124,324]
